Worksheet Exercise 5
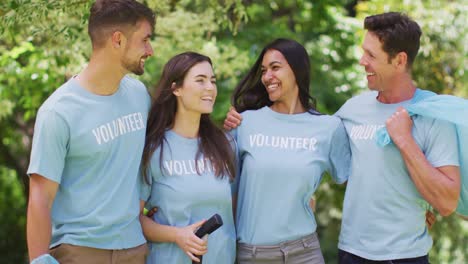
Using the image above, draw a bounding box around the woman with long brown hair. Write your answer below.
[139,52,236,263]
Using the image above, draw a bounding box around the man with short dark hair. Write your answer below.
[27,1,155,263]
[336,12,460,264]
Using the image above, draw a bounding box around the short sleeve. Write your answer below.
[328,121,351,184]
[229,128,241,196]
[422,118,459,168]
[27,109,69,183]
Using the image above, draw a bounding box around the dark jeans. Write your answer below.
[338,250,429,264]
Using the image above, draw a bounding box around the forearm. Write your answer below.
[27,198,52,261]
[139,214,179,243]
[398,139,460,216]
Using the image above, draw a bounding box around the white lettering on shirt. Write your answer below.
[163,159,213,176]
[91,112,145,145]
[249,133,317,151]
[349,124,384,140]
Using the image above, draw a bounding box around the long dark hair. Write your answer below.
[232,38,318,114]
[142,52,235,183]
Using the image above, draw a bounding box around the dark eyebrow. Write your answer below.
[194,74,216,79]
[261,61,282,68]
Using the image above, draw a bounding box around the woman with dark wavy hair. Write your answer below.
[139,52,236,263]
[228,38,351,263]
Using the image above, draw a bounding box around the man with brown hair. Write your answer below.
[27,1,155,263]
[336,12,460,263]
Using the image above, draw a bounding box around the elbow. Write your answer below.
[438,207,455,217]
[436,199,458,217]
[435,181,461,217]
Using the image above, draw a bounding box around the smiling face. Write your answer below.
[173,61,217,115]
[359,32,397,91]
[260,49,299,106]
[121,19,154,75]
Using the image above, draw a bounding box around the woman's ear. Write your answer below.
[172,82,181,96]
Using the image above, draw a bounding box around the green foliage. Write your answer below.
[0,0,466,262]
[429,214,468,263]
[0,167,27,264]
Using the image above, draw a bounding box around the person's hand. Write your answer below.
[426,210,436,229]
[146,207,158,218]
[175,220,208,262]
[223,106,242,130]
[386,107,413,148]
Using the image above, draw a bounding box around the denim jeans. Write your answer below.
[237,233,325,264]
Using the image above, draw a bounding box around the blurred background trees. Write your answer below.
[1,0,466,263]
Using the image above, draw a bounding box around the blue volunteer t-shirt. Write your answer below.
[140,130,236,264]
[232,106,350,245]
[27,76,150,249]
[336,90,459,260]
